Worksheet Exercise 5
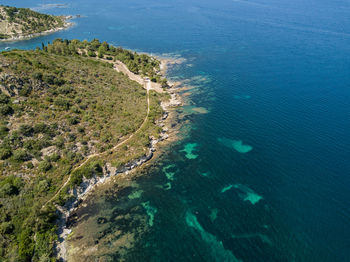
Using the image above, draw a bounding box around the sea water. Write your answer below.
[2,0,350,261]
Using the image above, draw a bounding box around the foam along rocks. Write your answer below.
[180,143,199,159]
[217,137,253,153]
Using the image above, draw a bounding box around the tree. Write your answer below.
[18,228,34,260]
[87,50,96,57]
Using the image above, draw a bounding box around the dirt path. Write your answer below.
[113,61,164,93]
[42,72,152,209]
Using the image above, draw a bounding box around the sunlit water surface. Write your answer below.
[2,0,350,261]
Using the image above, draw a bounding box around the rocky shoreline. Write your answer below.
[0,16,74,42]
[54,84,182,261]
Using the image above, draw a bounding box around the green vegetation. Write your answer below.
[0,40,169,261]
[0,5,66,39]
[43,38,165,83]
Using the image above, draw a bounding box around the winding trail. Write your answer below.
[42,74,151,209]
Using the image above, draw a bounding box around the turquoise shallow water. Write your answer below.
[2,0,350,261]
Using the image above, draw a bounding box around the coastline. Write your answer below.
[0,16,74,43]
[54,58,183,261]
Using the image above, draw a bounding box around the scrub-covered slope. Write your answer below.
[0,5,67,40]
[0,40,167,261]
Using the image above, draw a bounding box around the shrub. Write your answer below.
[87,50,96,57]
[18,228,34,261]
[79,102,88,110]
[32,71,43,80]
[101,132,112,143]
[57,86,72,95]
[12,149,30,162]
[35,179,50,193]
[19,124,34,137]
[160,78,168,88]
[70,172,83,186]
[54,136,65,149]
[0,222,14,234]
[49,153,60,162]
[71,160,103,185]
[0,93,10,104]
[19,86,31,96]
[55,77,65,86]
[67,116,80,125]
[77,126,85,133]
[33,123,49,134]
[91,162,103,176]
[0,104,13,116]
[0,125,9,138]
[0,148,12,160]
[65,151,76,161]
[70,106,81,114]
[38,160,52,172]
[67,133,76,142]
[54,97,71,109]
[42,74,56,85]
[0,183,18,196]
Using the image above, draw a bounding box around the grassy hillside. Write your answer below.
[0,5,66,40]
[0,42,167,261]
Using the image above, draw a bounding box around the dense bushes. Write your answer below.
[44,38,164,83]
[70,160,104,187]
[0,176,22,196]
[1,5,65,37]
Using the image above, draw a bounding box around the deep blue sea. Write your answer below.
[2,0,350,261]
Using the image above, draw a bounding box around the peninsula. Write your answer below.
[0,5,70,41]
[0,38,179,261]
